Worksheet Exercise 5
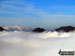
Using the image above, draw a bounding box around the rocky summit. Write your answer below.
[55,26,75,32]
[32,27,46,32]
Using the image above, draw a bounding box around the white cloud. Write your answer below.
[0,0,48,17]
[0,31,75,56]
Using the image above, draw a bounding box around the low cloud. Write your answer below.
[0,31,75,56]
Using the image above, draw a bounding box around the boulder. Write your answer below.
[32,27,46,32]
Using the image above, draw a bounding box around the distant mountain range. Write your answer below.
[0,25,75,32]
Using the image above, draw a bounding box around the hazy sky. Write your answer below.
[0,0,75,30]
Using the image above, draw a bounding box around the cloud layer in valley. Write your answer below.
[0,31,75,56]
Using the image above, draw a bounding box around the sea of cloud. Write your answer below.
[0,31,75,56]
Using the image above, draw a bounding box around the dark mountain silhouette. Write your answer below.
[32,27,46,32]
[55,26,75,32]
[0,27,5,31]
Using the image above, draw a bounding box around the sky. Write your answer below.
[0,0,75,30]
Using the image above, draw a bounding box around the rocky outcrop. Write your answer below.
[32,28,46,32]
[0,27,5,31]
[55,26,75,32]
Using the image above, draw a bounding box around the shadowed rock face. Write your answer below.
[55,26,75,32]
[32,28,46,32]
[0,27,5,31]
